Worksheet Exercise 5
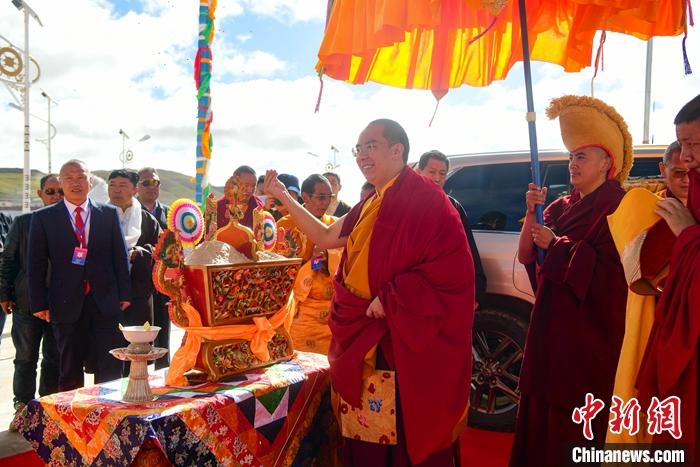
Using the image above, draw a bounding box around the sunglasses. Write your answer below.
[140,179,161,187]
[44,188,64,196]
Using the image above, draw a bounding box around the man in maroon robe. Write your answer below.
[511,96,633,466]
[637,93,700,464]
[215,165,263,229]
[265,119,474,466]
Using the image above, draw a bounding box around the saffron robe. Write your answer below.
[637,169,700,465]
[606,189,675,445]
[329,167,475,465]
[278,213,340,354]
[510,180,628,467]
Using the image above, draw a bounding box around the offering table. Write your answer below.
[19,352,333,466]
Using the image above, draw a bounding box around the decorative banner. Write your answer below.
[168,198,205,246]
[195,0,217,209]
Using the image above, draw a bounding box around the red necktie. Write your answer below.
[74,206,90,294]
[74,206,86,247]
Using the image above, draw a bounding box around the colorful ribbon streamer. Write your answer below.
[195,0,217,209]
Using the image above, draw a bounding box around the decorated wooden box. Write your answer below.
[183,258,302,326]
[155,196,306,383]
[195,327,295,381]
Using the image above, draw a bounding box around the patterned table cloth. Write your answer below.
[19,352,332,466]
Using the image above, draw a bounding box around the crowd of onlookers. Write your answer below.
[0,150,488,434]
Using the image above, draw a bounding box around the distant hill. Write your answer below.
[0,168,223,210]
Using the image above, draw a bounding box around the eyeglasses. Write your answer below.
[139,179,161,187]
[310,193,336,200]
[352,141,391,157]
[670,169,690,179]
[44,188,64,196]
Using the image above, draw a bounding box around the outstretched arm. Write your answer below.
[264,170,348,249]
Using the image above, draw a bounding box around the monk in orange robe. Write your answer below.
[264,119,474,466]
[277,174,341,355]
[637,93,700,465]
[511,96,633,467]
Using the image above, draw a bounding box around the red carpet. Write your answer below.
[460,427,514,467]
[0,450,43,467]
[0,427,513,466]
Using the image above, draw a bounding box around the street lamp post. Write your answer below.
[12,0,43,213]
[40,90,54,172]
[8,102,57,174]
[119,129,151,168]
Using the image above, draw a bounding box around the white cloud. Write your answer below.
[241,0,327,23]
[215,42,287,77]
[236,33,252,43]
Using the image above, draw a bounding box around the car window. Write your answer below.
[542,162,570,204]
[628,157,663,180]
[445,162,532,233]
[445,155,664,234]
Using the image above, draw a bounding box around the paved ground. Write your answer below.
[0,314,184,458]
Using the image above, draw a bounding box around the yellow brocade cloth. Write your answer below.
[165,295,294,387]
[278,214,341,354]
[606,188,665,444]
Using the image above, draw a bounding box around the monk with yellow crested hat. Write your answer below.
[510,95,632,466]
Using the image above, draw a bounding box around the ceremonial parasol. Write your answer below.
[315,0,691,224]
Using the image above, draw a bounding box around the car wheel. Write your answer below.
[469,308,528,432]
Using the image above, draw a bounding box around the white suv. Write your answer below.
[444,145,666,431]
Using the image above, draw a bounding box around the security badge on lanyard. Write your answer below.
[72,246,88,266]
[69,205,90,266]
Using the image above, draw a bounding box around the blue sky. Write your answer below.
[1,0,699,203]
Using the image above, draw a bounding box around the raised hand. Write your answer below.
[656,197,698,236]
[525,183,548,214]
[263,170,288,202]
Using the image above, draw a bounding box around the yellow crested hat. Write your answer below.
[546,95,633,185]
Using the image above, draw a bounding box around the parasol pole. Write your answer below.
[642,39,653,144]
[517,0,544,263]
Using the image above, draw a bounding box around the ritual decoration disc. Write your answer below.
[168,198,204,246]
[260,211,277,250]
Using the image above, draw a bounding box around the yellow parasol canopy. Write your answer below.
[316,0,689,99]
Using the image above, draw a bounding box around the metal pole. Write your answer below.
[121,131,127,168]
[22,8,30,213]
[46,93,51,173]
[642,39,653,144]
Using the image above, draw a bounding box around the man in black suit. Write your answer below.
[416,150,487,308]
[28,159,132,391]
[1,174,63,431]
[136,167,170,369]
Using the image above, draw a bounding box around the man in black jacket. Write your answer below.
[1,174,63,430]
[108,170,163,327]
[136,167,170,369]
[417,150,487,308]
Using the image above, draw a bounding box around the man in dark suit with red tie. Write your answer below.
[28,159,132,391]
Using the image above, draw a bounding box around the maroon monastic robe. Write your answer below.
[637,169,700,465]
[510,180,628,467]
[216,195,263,229]
[329,167,475,465]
